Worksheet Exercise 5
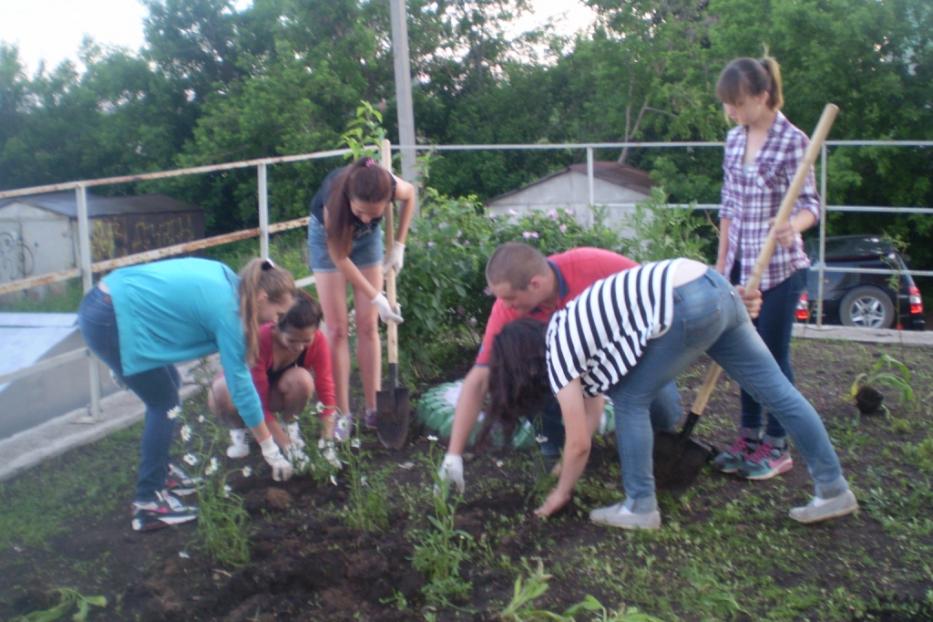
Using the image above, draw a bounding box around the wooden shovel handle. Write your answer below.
[380,139,399,367]
[691,104,839,414]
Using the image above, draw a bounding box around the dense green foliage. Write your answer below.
[1,0,930,265]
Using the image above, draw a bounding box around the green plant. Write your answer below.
[340,437,390,533]
[411,445,476,608]
[499,559,663,622]
[620,187,716,263]
[12,587,107,622]
[849,353,915,404]
[339,101,387,161]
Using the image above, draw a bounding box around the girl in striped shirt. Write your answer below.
[488,259,857,530]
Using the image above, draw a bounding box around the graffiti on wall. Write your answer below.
[91,213,202,260]
[0,231,35,281]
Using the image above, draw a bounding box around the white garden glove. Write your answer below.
[383,242,405,274]
[285,444,311,472]
[259,436,294,482]
[318,437,342,469]
[372,292,404,324]
[437,453,465,494]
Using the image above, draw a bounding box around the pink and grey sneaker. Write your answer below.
[165,463,201,496]
[363,409,379,430]
[131,490,198,532]
[738,440,793,480]
[712,435,758,474]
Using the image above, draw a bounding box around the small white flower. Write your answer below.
[180,425,192,442]
[361,476,368,487]
[197,415,206,423]
[222,484,232,498]
[547,208,559,220]
[496,460,504,468]
[350,437,361,449]
[535,434,548,444]
[167,406,182,420]
[559,224,568,234]
[241,466,252,478]
[178,550,191,559]
[330,474,338,486]
[522,230,540,240]
[205,457,219,476]
[427,434,438,443]
[183,453,198,466]
[508,208,519,216]
[399,461,415,470]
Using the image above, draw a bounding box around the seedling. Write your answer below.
[849,353,914,415]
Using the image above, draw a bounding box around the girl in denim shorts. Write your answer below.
[307,157,415,437]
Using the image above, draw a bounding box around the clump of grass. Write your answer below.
[11,587,107,622]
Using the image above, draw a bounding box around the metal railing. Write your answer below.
[0,139,929,422]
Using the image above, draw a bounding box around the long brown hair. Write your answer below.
[324,157,395,258]
[239,258,294,364]
[485,318,552,444]
[716,55,784,111]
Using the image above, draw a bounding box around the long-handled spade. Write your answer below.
[653,103,839,492]
[375,141,411,450]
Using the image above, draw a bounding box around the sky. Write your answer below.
[0,0,597,75]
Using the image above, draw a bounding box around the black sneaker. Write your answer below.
[131,490,198,532]
[165,463,201,496]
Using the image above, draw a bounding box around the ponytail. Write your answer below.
[716,54,784,111]
[238,258,294,364]
[323,157,395,258]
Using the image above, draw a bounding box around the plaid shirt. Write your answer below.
[720,111,820,292]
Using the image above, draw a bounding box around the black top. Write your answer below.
[267,347,308,387]
[309,166,397,239]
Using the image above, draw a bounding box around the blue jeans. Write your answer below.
[608,269,847,513]
[533,381,682,459]
[77,287,181,503]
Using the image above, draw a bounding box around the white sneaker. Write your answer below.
[789,489,859,524]
[226,428,250,459]
[589,502,661,530]
[286,421,306,451]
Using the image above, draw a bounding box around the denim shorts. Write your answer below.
[307,216,384,272]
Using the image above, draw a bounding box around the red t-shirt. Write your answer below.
[250,323,337,421]
[475,247,638,366]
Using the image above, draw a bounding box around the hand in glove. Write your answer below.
[259,436,294,482]
[318,437,342,469]
[383,242,405,274]
[285,444,311,472]
[371,292,404,324]
[436,453,465,495]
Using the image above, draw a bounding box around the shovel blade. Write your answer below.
[653,430,716,492]
[376,387,411,450]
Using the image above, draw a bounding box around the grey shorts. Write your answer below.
[307,216,384,273]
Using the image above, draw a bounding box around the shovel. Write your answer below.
[375,141,411,449]
[653,103,840,491]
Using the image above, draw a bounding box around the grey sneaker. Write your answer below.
[589,502,661,530]
[789,490,859,524]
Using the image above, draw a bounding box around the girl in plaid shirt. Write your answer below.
[713,55,821,480]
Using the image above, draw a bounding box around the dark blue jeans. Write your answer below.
[77,287,181,502]
[732,265,807,439]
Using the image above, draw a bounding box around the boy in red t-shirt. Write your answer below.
[439,242,683,493]
[210,291,338,467]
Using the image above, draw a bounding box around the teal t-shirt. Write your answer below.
[103,258,263,427]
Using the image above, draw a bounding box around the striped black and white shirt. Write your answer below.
[546,259,684,397]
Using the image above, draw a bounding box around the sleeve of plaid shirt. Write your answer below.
[719,128,743,221]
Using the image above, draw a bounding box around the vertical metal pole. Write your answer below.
[587,147,595,208]
[389,0,417,186]
[76,185,101,420]
[258,163,269,259]
[816,144,828,328]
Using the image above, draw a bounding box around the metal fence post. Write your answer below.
[258,163,269,259]
[816,143,828,328]
[587,147,594,208]
[76,185,102,421]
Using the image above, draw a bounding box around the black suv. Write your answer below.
[799,235,925,330]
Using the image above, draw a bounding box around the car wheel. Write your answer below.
[839,286,895,329]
